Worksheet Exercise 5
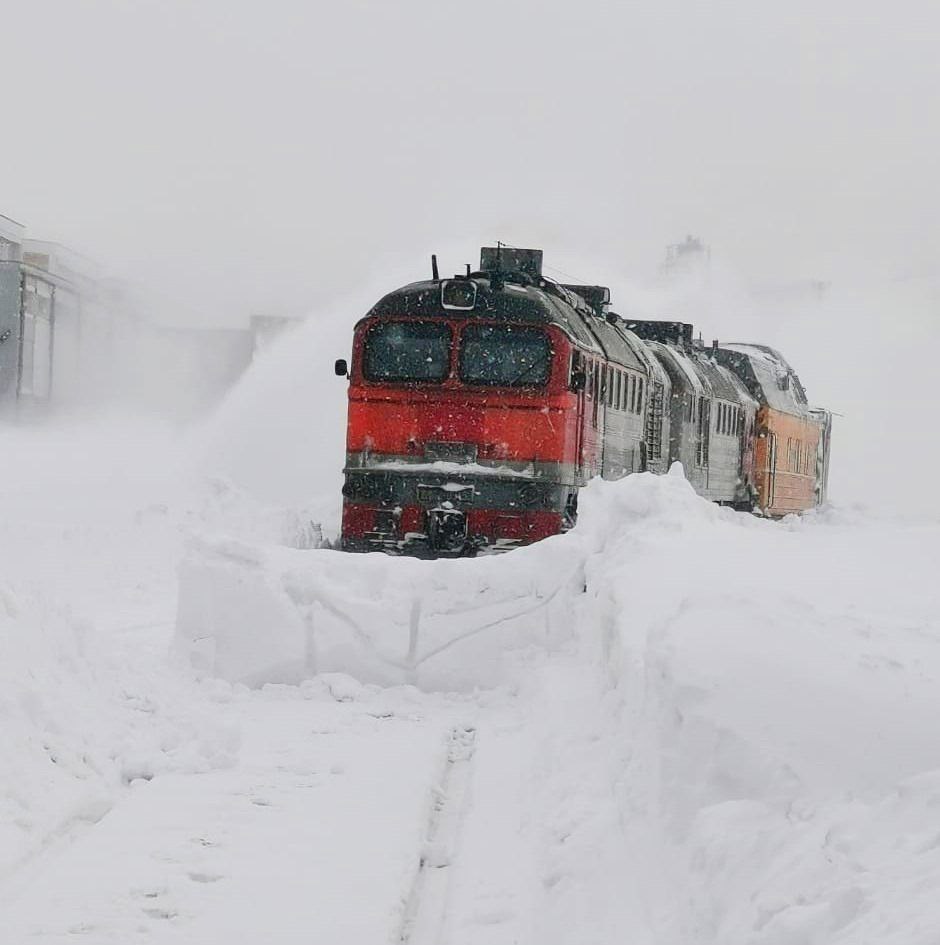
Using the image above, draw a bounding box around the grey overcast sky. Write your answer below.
[1,0,937,321]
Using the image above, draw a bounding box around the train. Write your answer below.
[334,247,832,556]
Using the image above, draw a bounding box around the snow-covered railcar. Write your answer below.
[334,247,831,556]
[714,345,827,516]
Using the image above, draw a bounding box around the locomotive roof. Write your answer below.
[362,275,647,371]
[360,270,806,414]
[363,277,598,349]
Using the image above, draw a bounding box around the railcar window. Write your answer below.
[637,378,644,414]
[608,368,615,407]
[363,321,452,382]
[459,325,552,387]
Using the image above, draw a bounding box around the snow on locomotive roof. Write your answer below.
[363,276,611,355]
[718,343,809,414]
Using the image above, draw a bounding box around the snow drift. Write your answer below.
[175,468,940,943]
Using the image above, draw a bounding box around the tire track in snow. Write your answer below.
[399,726,477,945]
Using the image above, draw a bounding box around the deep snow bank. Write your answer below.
[176,469,940,943]
[573,477,940,943]
[0,421,308,881]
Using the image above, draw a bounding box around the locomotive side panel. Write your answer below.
[651,346,710,493]
[600,365,647,478]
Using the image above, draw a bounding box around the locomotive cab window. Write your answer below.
[459,325,552,387]
[363,321,452,382]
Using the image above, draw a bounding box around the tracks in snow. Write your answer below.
[399,726,478,945]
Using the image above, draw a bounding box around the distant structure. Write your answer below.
[0,220,118,409]
[661,235,711,279]
[0,214,26,400]
[0,209,297,417]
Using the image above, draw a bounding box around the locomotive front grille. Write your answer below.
[424,441,478,463]
[416,482,476,507]
[343,469,568,511]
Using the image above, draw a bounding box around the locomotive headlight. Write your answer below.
[441,279,477,311]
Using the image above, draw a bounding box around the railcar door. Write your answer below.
[767,432,777,509]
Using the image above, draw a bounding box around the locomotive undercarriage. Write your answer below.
[341,468,573,557]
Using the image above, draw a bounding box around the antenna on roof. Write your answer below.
[431,254,439,280]
[489,240,506,290]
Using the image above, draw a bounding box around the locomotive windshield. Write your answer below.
[459,325,552,387]
[363,321,452,382]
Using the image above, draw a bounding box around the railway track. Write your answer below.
[399,726,478,945]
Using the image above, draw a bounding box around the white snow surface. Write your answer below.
[3,413,940,944]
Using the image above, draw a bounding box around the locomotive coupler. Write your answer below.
[427,503,468,554]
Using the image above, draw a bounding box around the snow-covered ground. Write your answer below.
[2,404,939,943]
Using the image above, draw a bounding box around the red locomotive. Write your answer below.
[335,247,832,556]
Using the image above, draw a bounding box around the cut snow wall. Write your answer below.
[174,525,587,691]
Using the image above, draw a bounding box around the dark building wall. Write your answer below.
[0,263,20,399]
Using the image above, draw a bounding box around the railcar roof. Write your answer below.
[650,343,756,408]
[718,343,809,414]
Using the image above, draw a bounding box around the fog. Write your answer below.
[1,0,938,511]
[5,0,938,309]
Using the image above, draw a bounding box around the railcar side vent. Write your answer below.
[645,382,665,460]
